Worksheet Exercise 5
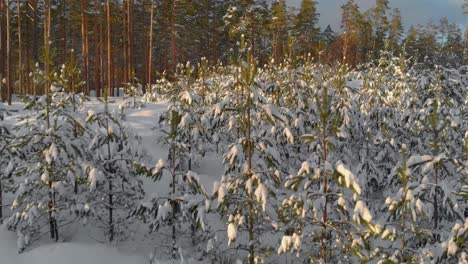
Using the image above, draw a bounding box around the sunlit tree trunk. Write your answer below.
[81,0,89,95]
[6,0,11,104]
[170,0,176,72]
[106,0,112,97]
[122,0,128,84]
[128,0,134,82]
[17,0,23,95]
[0,0,5,101]
[93,0,101,97]
[147,0,154,90]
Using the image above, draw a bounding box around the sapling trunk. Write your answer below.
[0,180,3,223]
[320,85,329,261]
[43,0,57,240]
[434,166,438,229]
[104,90,114,242]
[170,108,178,259]
[247,95,254,264]
[401,146,408,262]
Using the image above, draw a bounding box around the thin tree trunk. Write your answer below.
[31,0,38,64]
[44,0,58,241]
[99,8,104,97]
[170,0,176,72]
[247,107,255,264]
[59,1,65,66]
[161,0,167,72]
[106,0,112,97]
[0,179,3,223]
[93,0,100,96]
[0,0,4,101]
[6,0,11,104]
[44,0,50,93]
[17,0,22,95]
[401,160,407,262]
[147,0,154,91]
[106,120,114,241]
[122,0,127,84]
[81,0,89,95]
[209,4,217,65]
[170,109,177,259]
[434,166,439,229]
[321,102,328,260]
[24,3,30,95]
[128,0,134,82]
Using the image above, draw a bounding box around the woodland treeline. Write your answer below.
[0,0,467,101]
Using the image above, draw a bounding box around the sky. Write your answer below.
[286,0,467,32]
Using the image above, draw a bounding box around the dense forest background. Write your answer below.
[0,0,467,101]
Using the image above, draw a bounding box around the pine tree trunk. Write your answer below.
[209,8,217,66]
[106,0,112,97]
[59,1,66,67]
[147,0,154,91]
[106,0,114,96]
[31,0,38,66]
[161,0,168,71]
[93,0,101,96]
[81,0,89,95]
[24,5,30,95]
[128,0,134,82]
[99,10,104,97]
[44,0,58,241]
[0,0,4,101]
[17,0,22,95]
[6,0,11,104]
[44,0,51,94]
[170,0,176,72]
[122,0,127,84]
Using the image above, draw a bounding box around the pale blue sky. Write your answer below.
[286,0,467,32]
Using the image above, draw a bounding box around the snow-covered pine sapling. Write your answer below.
[0,103,15,223]
[7,86,88,251]
[161,62,207,171]
[279,65,380,262]
[235,37,258,264]
[414,67,465,231]
[138,160,208,262]
[177,63,199,171]
[379,144,430,262]
[123,82,143,109]
[213,36,286,264]
[85,106,144,243]
[53,52,88,139]
[137,87,209,261]
[444,218,468,262]
[30,63,45,96]
[56,49,85,95]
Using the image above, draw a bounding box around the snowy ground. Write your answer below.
[0,97,225,264]
[0,229,146,264]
